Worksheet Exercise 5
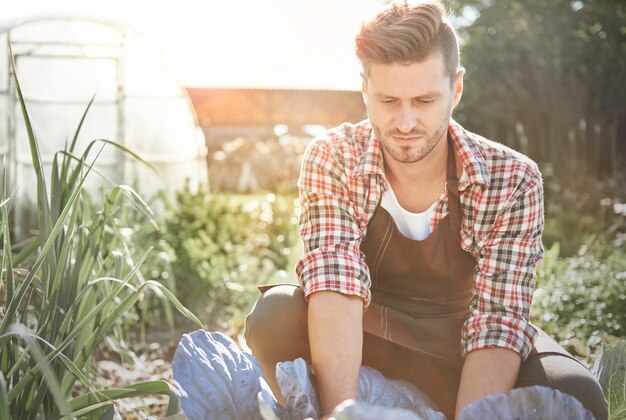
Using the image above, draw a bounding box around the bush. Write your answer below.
[532,239,626,360]
[159,183,299,330]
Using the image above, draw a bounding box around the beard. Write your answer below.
[374,111,451,165]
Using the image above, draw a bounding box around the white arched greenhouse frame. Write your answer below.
[0,16,208,237]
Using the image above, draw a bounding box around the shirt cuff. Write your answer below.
[462,313,538,360]
[303,277,370,307]
[296,250,371,307]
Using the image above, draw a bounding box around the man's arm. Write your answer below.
[295,134,372,415]
[458,162,544,415]
[308,291,363,416]
[455,347,521,417]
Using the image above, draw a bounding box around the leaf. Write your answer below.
[107,184,158,230]
[0,372,9,420]
[56,150,117,186]
[83,138,161,176]
[5,324,72,416]
[0,142,104,336]
[69,94,96,155]
[142,280,203,329]
[592,339,626,417]
[7,36,52,246]
[68,380,179,412]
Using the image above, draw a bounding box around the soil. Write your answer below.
[89,324,243,419]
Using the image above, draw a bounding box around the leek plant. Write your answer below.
[0,39,201,418]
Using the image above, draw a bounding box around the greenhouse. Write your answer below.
[0,17,208,238]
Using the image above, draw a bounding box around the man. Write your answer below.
[245,1,607,418]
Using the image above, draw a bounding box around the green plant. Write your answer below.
[532,238,626,360]
[593,340,626,420]
[0,39,201,419]
[159,185,299,330]
[97,193,181,346]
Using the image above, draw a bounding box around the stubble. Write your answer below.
[376,113,450,164]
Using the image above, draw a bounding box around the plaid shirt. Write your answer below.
[296,119,543,359]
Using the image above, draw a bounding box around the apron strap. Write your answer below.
[445,134,462,229]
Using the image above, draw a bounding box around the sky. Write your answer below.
[2,0,386,90]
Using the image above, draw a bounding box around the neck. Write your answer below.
[383,130,449,188]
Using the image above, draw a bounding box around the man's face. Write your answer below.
[362,54,463,165]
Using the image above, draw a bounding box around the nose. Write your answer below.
[395,103,417,134]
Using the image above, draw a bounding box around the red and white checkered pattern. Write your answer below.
[296,119,542,359]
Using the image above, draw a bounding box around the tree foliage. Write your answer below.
[450,0,625,176]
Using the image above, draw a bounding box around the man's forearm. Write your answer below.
[308,291,363,416]
[455,347,521,417]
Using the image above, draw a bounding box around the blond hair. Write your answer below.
[355,0,459,82]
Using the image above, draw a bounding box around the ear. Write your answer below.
[451,67,464,110]
[361,74,368,105]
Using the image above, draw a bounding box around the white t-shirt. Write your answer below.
[381,170,467,241]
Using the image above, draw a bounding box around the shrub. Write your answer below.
[159,184,299,330]
[532,238,626,360]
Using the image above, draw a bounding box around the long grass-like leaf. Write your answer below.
[142,280,203,328]
[1,200,14,313]
[69,95,95,156]
[44,272,146,376]
[83,138,160,176]
[0,144,105,335]
[12,238,38,267]
[56,94,94,236]
[68,251,152,364]
[50,150,62,241]
[0,192,19,393]
[0,329,104,402]
[67,380,178,411]
[45,201,80,339]
[55,150,117,186]
[8,37,52,251]
[5,325,72,416]
[108,185,159,230]
[0,372,9,420]
[26,379,49,420]
[69,400,114,418]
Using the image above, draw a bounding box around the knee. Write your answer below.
[518,355,608,420]
[244,285,308,354]
[554,371,608,420]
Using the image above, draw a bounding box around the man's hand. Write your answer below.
[308,291,363,416]
[455,347,521,417]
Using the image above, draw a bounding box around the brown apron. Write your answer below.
[359,134,474,414]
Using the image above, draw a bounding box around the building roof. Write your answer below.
[186,87,366,128]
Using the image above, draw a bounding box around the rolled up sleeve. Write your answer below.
[462,167,543,360]
[295,139,371,306]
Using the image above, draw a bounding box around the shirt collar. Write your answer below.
[352,119,490,189]
[352,125,384,178]
[448,119,491,189]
